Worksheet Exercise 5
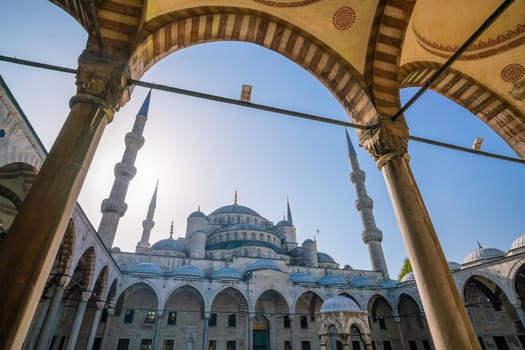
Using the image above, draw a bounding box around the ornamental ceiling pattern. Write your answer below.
[252,0,320,7]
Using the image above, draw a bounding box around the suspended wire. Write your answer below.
[0,54,523,165]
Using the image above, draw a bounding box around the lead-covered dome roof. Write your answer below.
[463,247,505,264]
[212,267,243,280]
[246,259,281,273]
[169,265,205,279]
[318,274,349,286]
[127,262,164,276]
[400,271,415,282]
[318,252,336,264]
[289,272,316,284]
[320,295,361,313]
[150,238,185,251]
[511,233,525,250]
[189,210,207,219]
[210,204,260,216]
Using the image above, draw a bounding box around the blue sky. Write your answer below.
[1,1,523,277]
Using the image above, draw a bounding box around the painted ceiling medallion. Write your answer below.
[501,63,524,83]
[333,6,356,31]
[253,0,320,7]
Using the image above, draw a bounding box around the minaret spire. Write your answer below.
[345,128,390,279]
[136,181,158,253]
[286,196,293,224]
[98,91,151,248]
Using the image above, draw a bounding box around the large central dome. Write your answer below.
[210,204,260,216]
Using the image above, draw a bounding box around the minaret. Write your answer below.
[136,181,158,253]
[98,91,151,248]
[345,128,390,279]
[287,196,293,224]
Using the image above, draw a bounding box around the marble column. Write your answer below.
[393,313,407,350]
[23,295,51,350]
[35,276,70,350]
[85,301,105,350]
[514,304,525,328]
[99,306,115,350]
[360,120,479,349]
[0,51,129,349]
[288,315,296,350]
[202,313,210,350]
[153,311,164,350]
[248,314,254,350]
[66,291,92,350]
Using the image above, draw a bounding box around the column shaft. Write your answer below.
[202,316,209,350]
[153,314,163,350]
[289,316,296,350]
[66,292,90,350]
[23,296,51,350]
[0,99,112,349]
[381,156,479,349]
[35,284,66,350]
[99,308,114,350]
[85,302,105,350]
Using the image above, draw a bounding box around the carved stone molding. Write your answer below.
[359,120,409,167]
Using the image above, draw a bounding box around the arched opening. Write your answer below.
[349,324,365,350]
[398,294,432,350]
[464,275,522,349]
[254,289,289,350]
[208,287,248,350]
[164,285,205,350]
[368,295,400,350]
[113,282,159,349]
[294,291,323,350]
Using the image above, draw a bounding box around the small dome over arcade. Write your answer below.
[400,272,415,282]
[289,272,316,284]
[318,274,349,286]
[246,259,281,273]
[463,243,505,264]
[212,267,243,280]
[510,233,525,251]
[320,295,361,313]
[169,265,205,279]
[318,252,336,264]
[127,262,164,276]
[350,276,380,288]
[448,261,461,270]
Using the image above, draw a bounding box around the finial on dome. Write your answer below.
[198,205,201,212]
[169,221,174,239]
[315,229,319,244]
[234,190,238,205]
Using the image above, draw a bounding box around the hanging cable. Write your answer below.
[0,54,523,164]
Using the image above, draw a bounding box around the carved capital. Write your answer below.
[75,50,130,112]
[96,301,105,310]
[359,120,409,168]
[80,291,92,302]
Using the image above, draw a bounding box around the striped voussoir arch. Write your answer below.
[400,62,525,158]
[128,8,378,125]
[51,0,93,32]
[365,0,416,119]
[56,219,76,277]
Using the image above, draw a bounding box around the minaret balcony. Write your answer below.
[114,162,137,179]
[101,198,128,216]
[355,196,374,210]
[362,229,383,243]
[350,170,365,183]
[125,132,145,149]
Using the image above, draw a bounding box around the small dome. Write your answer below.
[170,265,205,279]
[150,238,186,251]
[463,247,505,264]
[400,271,415,282]
[289,272,316,284]
[246,259,281,273]
[318,252,336,264]
[189,210,207,219]
[128,262,164,276]
[448,261,461,270]
[211,204,260,216]
[350,276,380,287]
[111,247,121,252]
[303,239,315,245]
[276,220,292,227]
[511,234,525,250]
[318,274,349,286]
[212,267,243,280]
[320,295,361,313]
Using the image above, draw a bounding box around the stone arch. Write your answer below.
[252,289,290,350]
[209,287,248,345]
[55,219,76,277]
[292,290,324,315]
[117,278,162,304]
[0,183,23,210]
[400,61,525,158]
[114,282,159,332]
[209,285,249,312]
[69,246,96,290]
[91,266,108,301]
[128,8,379,126]
[294,290,323,329]
[105,278,118,305]
[463,275,522,334]
[457,269,516,304]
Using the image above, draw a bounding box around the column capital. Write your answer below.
[58,275,71,287]
[359,119,409,169]
[75,50,130,114]
[106,307,115,316]
[156,310,164,318]
[96,301,105,310]
[80,291,92,302]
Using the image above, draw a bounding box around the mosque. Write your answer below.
[1,74,525,350]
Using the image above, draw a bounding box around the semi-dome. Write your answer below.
[211,204,260,216]
[289,272,316,284]
[170,265,205,279]
[150,238,186,251]
[511,234,525,250]
[212,267,243,280]
[318,252,336,264]
[320,295,361,313]
[318,274,349,286]
[189,210,207,219]
[246,259,281,273]
[350,276,380,287]
[128,262,164,276]
[463,247,505,264]
[400,271,415,282]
